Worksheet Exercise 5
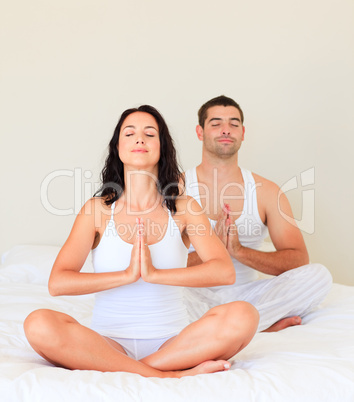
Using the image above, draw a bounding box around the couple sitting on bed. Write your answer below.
[24,96,332,378]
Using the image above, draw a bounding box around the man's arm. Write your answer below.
[188,235,308,275]
[188,179,309,275]
[228,237,308,276]
[227,179,309,276]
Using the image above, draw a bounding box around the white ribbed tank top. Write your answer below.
[90,203,189,339]
[184,167,269,286]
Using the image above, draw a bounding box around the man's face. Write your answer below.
[198,105,245,158]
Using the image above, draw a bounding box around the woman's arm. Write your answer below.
[48,198,140,296]
[141,197,235,287]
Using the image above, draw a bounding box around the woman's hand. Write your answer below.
[138,218,157,283]
[125,218,156,283]
[125,220,142,283]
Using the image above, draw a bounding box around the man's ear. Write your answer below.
[242,126,245,141]
[196,125,204,141]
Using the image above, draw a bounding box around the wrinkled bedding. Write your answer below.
[1,245,353,402]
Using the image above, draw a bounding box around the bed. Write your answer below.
[1,244,354,402]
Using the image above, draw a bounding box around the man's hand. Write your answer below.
[214,205,231,247]
[218,203,243,259]
[226,220,242,259]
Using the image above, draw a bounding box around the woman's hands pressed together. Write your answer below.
[126,218,157,284]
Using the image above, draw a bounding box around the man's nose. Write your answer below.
[221,125,231,135]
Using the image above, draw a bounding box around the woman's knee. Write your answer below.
[208,301,259,334]
[24,309,61,346]
[229,301,259,331]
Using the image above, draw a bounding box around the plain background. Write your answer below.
[1,0,353,284]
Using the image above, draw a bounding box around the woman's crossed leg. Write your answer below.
[24,301,258,378]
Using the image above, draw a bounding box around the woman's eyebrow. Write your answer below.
[122,125,158,131]
[122,125,135,130]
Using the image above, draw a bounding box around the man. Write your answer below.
[183,95,332,332]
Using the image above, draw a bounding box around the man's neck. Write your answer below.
[197,152,243,184]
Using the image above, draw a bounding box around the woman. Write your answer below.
[24,105,259,378]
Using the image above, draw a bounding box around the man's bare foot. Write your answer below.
[174,360,231,378]
[263,316,302,332]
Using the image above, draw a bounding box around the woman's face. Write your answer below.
[118,112,160,170]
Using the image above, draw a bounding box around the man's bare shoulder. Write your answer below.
[251,172,290,219]
[251,172,280,196]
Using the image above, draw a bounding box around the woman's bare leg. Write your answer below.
[23,309,230,377]
[141,301,259,371]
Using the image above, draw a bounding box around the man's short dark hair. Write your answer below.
[198,95,244,128]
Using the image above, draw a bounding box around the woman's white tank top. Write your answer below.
[184,167,269,286]
[90,203,189,339]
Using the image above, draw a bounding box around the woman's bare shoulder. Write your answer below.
[78,197,113,225]
[175,196,202,215]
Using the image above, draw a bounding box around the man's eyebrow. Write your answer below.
[208,117,241,123]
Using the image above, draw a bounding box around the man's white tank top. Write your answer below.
[184,167,269,286]
[90,203,189,339]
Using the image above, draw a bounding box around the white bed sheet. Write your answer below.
[1,245,354,402]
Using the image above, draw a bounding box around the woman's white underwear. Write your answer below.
[107,335,176,360]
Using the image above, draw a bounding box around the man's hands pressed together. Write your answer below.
[214,204,242,259]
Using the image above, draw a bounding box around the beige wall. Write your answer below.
[1,0,353,284]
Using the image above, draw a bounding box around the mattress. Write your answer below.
[1,245,353,402]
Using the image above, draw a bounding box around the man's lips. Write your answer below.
[217,138,234,143]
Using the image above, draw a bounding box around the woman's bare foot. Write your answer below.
[263,316,301,332]
[173,360,231,378]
